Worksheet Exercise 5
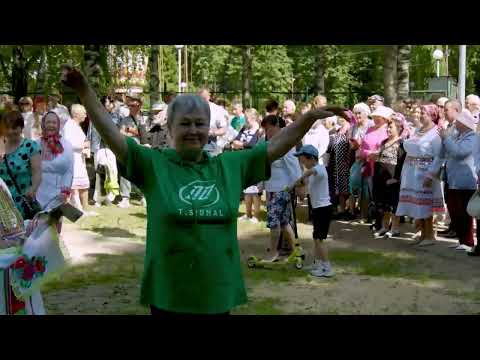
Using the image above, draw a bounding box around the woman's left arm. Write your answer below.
[61,142,74,198]
[267,108,338,164]
[424,135,444,186]
[27,153,42,198]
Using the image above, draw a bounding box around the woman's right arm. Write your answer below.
[60,66,127,164]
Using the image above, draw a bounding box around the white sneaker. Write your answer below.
[321,267,335,277]
[94,202,101,208]
[374,228,388,237]
[249,217,259,224]
[305,260,321,271]
[385,230,400,238]
[239,215,249,221]
[117,199,130,209]
[455,244,472,252]
[141,198,147,207]
[310,266,335,278]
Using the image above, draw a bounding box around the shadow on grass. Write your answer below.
[89,227,137,238]
[237,209,268,222]
[233,297,285,315]
[43,251,145,294]
[131,212,147,219]
[42,251,148,315]
[238,223,448,284]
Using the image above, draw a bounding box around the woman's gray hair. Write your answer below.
[353,102,371,115]
[167,95,211,129]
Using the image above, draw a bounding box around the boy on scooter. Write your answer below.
[291,145,334,278]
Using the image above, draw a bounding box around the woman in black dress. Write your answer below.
[372,118,406,237]
[326,116,351,218]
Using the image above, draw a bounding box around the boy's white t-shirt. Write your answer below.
[308,164,331,208]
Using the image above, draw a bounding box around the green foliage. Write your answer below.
[1,44,478,108]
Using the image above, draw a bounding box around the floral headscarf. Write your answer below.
[421,104,440,125]
[392,112,412,139]
[41,111,64,161]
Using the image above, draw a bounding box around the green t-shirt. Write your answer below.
[231,115,246,131]
[124,137,270,314]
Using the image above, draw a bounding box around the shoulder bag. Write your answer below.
[3,154,42,220]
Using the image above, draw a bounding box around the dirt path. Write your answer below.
[61,222,145,265]
[237,206,480,314]
[43,205,480,315]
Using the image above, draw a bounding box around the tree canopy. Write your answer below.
[0,45,476,108]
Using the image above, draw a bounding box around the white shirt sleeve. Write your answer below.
[317,125,330,157]
[284,149,302,186]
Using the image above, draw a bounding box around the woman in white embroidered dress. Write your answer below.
[36,112,74,229]
[396,104,444,247]
[62,104,92,214]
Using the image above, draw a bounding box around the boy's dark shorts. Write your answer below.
[312,205,333,240]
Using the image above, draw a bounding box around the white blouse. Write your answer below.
[36,138,74,209]
[403,126,443,175]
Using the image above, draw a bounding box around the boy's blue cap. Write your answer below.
[294,144,319,159]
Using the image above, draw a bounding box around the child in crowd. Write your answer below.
[291,145,334,277]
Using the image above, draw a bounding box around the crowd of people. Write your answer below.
[2,65,480,315]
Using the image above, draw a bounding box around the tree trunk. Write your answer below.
[396,45,411,100]
[241,45,253,109]
[84,45,103,95]
[315,45,327,95]
[11,45,28,103]
[383,45,398,106]
[148,45,160,106]
[35,46,47,95]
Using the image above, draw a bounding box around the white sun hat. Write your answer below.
[456,109,477,131]
[152,102,167,111]
[371,106,394,119]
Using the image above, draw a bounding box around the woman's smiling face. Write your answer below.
[168,96,211,157]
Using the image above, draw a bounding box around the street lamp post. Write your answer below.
[433,49,444,78]
[181,82,187,93]
[459,45,467,107]
[175,45,184,94]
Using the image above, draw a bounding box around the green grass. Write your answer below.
[445,289,480,303]
[74,204,147,242]
[330,249,445,281]
[43,200,455,314]
[243,263,309,286]
[42,252,144,293]
[233,297,285,315]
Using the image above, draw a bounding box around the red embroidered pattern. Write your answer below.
[399,195,444,208]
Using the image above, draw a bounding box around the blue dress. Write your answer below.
[0,139,41,217]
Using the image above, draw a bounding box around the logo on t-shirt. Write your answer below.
[179,180,220,208]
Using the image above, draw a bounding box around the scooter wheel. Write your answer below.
[294,258,303,270]
[247,256,257,268]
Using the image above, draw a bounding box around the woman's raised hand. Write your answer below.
[60,64,89,96]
